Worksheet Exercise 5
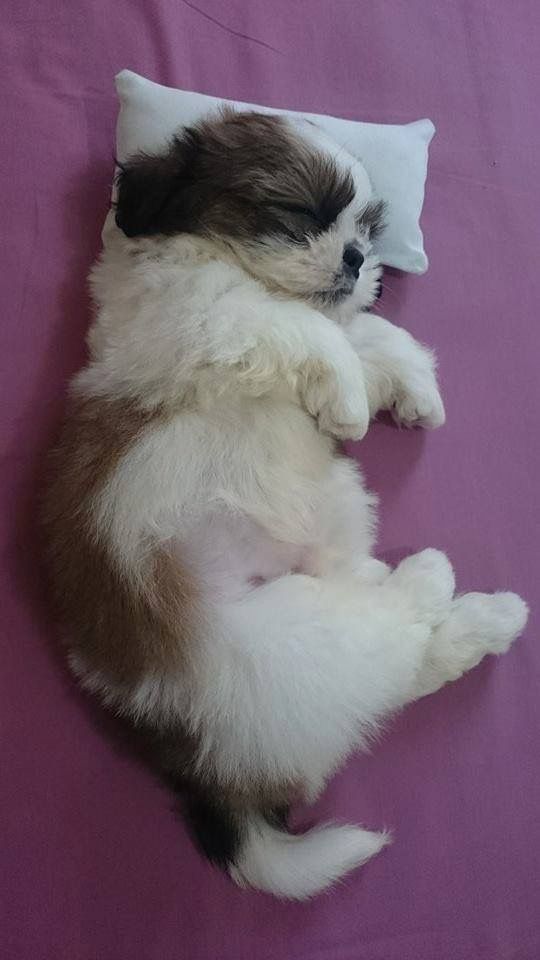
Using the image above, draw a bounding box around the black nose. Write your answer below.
[342,244,364,279]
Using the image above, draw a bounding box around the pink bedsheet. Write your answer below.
[2,2,539,958]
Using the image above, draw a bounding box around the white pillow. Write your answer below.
[114,69,435,274]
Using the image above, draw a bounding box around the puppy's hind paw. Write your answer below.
[447,591,529,657]
[389,549,455,627]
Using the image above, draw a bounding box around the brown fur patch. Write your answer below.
[43,393,296,816]
[42,393,198,687]
[150,720,303,810]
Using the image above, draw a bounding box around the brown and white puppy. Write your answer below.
[43,110,527,900]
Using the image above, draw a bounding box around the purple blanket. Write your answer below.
[2,2,539,958]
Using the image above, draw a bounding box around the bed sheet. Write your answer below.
[2,2,539,959]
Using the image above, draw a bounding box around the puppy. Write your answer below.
[43,110,528,900]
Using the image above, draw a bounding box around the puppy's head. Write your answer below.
[115,110,385,316]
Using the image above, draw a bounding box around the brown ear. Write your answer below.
[114,130,200,238]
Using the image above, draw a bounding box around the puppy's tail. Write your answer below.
[187,795,390,901]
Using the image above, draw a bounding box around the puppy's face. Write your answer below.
[115,110,385,317]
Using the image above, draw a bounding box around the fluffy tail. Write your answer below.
[187,795,390,901]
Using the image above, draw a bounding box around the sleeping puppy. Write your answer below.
[43,110,528,900]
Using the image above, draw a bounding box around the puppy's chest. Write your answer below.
[109,398,335,522]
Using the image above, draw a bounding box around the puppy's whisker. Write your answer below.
[378,280,400,303]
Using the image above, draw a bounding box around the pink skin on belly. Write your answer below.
[248,545,327,588]
[177,515,316,599]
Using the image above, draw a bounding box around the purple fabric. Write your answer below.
[2,2,539,958]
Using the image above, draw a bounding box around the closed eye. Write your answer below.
[270,202,323,226]
[355,199,387,239]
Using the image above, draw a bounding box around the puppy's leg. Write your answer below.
[179,571,436,897]
[197,573,438,798]
[205,297,370,441]
[412,591,528,699]
[343,313,445,428]
[382,549,528,700]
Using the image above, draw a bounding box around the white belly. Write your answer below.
[97,395,376,597]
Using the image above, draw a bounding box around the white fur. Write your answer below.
[230,816,391,901]
[72,126,528,899]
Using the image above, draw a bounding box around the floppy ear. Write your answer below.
[114,131,199,238]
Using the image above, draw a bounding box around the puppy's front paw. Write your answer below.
[392,378,445,430]
[318,385,370,441]
[302,351,370,441]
